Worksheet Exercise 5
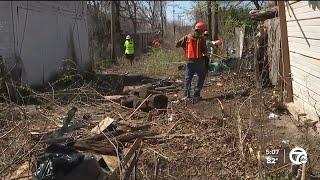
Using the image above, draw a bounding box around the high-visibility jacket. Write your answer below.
[185,35,205,59]
[124,40,134,55]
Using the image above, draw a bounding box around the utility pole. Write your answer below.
[178,15,182,32]
[207,0,212,40]
[213,0,218,40]
[160,1,164,38]
[168,1,178,40]
[110,1,116,62]
[173,2,176,40]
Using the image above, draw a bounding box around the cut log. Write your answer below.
[148,94,168,109]
[123,83,154,94]
[74,141,118,155]
[133,97,150,112]
[120,96,139,108]
[104,95,124,103]
[81,130,124,142]
[249,6,278,21]
[91,117,115,135]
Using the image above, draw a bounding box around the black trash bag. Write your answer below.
[33,143,84,180]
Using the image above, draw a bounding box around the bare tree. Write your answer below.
[251,0,261,10]
[207,0,212,40]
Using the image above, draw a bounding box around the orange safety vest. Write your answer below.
[185,35,205,59]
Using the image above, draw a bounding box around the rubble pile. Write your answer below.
[1,75,178,179]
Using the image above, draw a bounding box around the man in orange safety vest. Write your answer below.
[176,21,207,101]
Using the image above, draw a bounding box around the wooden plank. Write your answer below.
[287,29,320,39]
[109,138,142,180]
[286,2,318,15]
[266,18,281,86]
[279,0,294,102]
[90,117,114,135]
[292,79,320,101]
[291,73,320,98]
[288,37,320,47]
[290,46,320,59]
[288,44,320,58]
[291,81,320,115]
[288,24,320,33]
[7,161,31,180]
[287,18,320,27]
[290,51,320,69]
[291,66,320,86]
[101,155,119,172]
[290,53,320,79]
[288,1,309,10]
[286,6,320,21]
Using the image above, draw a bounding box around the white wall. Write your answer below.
[0,1,90,87]
[286,0,320,121]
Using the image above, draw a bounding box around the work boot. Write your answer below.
[181,96,191,106]
[192,96,202,104]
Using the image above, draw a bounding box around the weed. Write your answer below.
[142,47,184,76]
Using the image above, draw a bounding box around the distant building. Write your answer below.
[0,1,90,87]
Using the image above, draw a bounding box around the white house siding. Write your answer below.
[286,1,320,121]
[0,1,89,87]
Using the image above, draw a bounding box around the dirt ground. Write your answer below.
[1,58,320,179]
[110,59,320,179]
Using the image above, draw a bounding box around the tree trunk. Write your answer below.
[207,0,212,40]
[213,0,219,40]
[110,1,116,62]
[133,1,137,34]
[251,0,261,10]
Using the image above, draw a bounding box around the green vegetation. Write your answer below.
[142,47,184,76]
[96,59,113,70]
[220,7,258,33]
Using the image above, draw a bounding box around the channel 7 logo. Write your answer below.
[289,147,308,165]
[265,147,308,165]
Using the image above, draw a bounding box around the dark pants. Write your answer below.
[203,56,209,75]
[184,60,206,97]
[125,53,134,65]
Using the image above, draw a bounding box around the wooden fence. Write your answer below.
[265,18,281,86]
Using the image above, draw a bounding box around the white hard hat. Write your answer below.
[126,35,131,39]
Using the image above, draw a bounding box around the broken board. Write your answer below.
[91,117,114,135]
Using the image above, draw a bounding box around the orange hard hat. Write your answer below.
[203,30,209,35]
[195,21,207,31]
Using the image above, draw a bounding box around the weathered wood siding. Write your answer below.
[265,18,281,86]
[286,0,320,121]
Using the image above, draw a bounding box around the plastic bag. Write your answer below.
[33,143,84,180]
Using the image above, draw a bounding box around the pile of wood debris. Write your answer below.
[1,76,181,179]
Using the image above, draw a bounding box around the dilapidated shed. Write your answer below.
[0,1,90,87]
